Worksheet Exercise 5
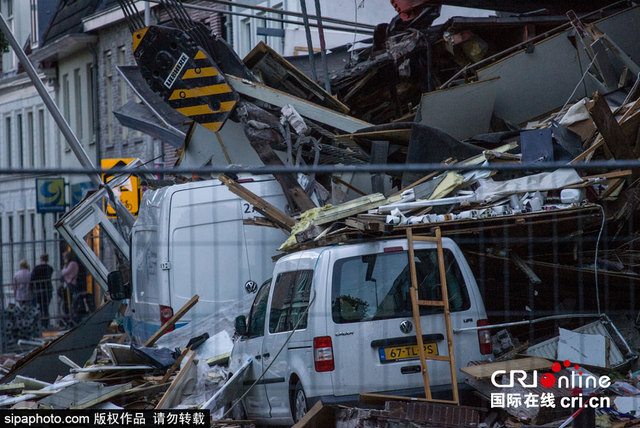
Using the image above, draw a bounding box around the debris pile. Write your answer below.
[5,1,640,426]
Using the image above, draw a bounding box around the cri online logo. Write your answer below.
[491,360,611,389]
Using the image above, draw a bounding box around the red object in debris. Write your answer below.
[477,319,492,355]
[390,0,432,21]
[159,305,175,333]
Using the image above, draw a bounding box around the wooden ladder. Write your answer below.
[406,227,459,404]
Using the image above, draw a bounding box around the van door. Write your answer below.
[261,270,313,420]
[328,242,482,398]
[237,281,271,419]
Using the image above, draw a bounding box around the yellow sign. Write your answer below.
[102,158,140,217]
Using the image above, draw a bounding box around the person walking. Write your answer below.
[13,260,32,306]
[31,254,54,329]
[60,252,79,322]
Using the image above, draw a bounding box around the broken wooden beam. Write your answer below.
[589,92,635,161]
[156,350,197,409]
[219,174,296,231]
[143,295,199,348]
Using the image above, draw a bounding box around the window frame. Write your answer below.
[246,278,272,339]
[268,269,314,334]
[331,249,471,324]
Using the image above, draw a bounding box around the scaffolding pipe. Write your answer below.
[0,13,136,228]
[146,0,374,35]
[199,0,375,29]
[314,0,331,93]
[299,0,318,82]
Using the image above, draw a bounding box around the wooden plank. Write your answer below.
[310,193,387,227]
[243,41,350,114]
[406,229,431,400]
[143,295,199,348]
[291,400,335,428]
[218,175,296,231]
[435,227,459,405]
[242,217,281,230]
[242,134,317,213]
[417,300,445,307]
[155,350,196,409]
[359,393,459,406]
[424,355,456,362]
[412,236,440,243]
[570,137,606,163]
[331,177,367,196]
[589,91,635,160]
[161,347,190,384]
[461,357,552,379]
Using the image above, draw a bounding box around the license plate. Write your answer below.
[379,343,438,363]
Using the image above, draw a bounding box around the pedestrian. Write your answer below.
[31,254,54,329]
[13,260,32,306]
[60,252,79,321]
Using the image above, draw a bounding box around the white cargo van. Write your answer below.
[229,237,492,425]
[123,176,288,343]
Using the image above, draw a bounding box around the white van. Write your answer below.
[124,176,288,343]
[229,237,492,425]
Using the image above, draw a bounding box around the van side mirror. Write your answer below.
[235,315,247,336]
[107,270,130,300]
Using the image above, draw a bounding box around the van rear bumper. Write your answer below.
[308,384,475,407]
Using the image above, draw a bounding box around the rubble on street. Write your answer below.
[3,0,640,427]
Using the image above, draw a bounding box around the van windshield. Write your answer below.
[331,249,470,323]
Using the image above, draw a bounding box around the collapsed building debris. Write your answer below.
[4,0,640,426]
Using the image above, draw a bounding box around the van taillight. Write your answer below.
[384,246,403,253]
[159,305,174,332]
[313,336,334,372]
[237,178,254,183]
[477,319,492,355]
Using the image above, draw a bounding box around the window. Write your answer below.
[87,63,95,143]
[331,249,470,324]
[5,116,11,167]
[5,0,15,70]
[247,279,271,338]
[30,213,36,264]
[105,51,113,145]
[62,74,70,151]
[270,3,285,54]
[27,112,34,167]
[41,214,46,243]
[74,68,82,140]
[269,270,313,333]
[241,18,251,57]
[256,12,267,44]
[18,213,24,260]
[8,215,13,272]
[38,109,45,165]
[16,113,22,168]
[30,0,39,48]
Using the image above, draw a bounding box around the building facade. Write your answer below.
[230,0,397,58]
[0,0,59,307]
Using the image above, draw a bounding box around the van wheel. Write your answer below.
[291,381,308,423]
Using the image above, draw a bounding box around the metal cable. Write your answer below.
[594,204,606,314]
